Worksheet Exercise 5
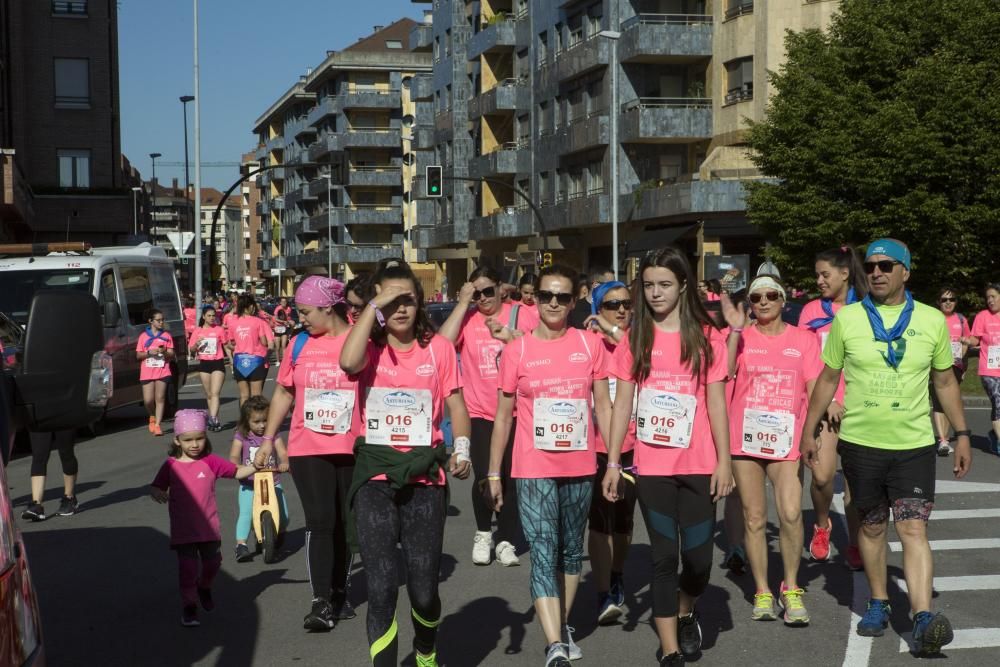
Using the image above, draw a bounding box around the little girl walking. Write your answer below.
[150,409,258,627]
[229,395,290,563]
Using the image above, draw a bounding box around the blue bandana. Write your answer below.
[142,327,169,349]
[806,287,857,331]
[861,291,914,369]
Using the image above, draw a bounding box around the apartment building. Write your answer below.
[412,0,839,277]
[241,152,263,289]
[0,0,131,245]
[252,20,436,293]
[197,189,244,289]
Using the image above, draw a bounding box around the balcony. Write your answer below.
[410,23,433,52]
[619,14,713,63]
[620,178,748,223]
[307,206,402,232]
[270,196,285,211]
[340,89,402,110]
[546,191,609,232]
[265,135,285,153]
[306,97,339,127]
[269,166,286,181]
[255,201,264,216]
[468,144,531,179]
[411,75,434,102]
[469,207,535,241]
[724,0,754,20]
[342,128,401,149]
[308,177,336,198]
[619,98,713,143]
[284,220,310,238]
[467,18,520,60]
[308,135,339,163]
[288,244,404,268]
[468,79,529,119]
[414,224,468,248]
[258,170,271,188]
[556,111,610,154]
[724,83,754,106]
[411,126,436,150]
[254,145,267,161]
[554,35,611,83]
[347,166,401,188]
[292,119,317,140]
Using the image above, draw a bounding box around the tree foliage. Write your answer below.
[746,0,1000,303]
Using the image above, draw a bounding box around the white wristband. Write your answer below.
[453,436,471,464]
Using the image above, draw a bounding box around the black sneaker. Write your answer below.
[235,544,252,562]
[197,587,215,612]
[331,595,356,620]
[660,652,685,666]
[303,598,335,632]
[21,502,46,522]
[677,611,703,657]
[56,495,78,517]
[181,605,200,627]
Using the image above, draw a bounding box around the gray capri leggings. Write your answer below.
[982,375,1000,420]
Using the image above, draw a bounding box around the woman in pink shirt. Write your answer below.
[723,276,822,625]
[487,264,613,667]
[799,246,867,568]
[340,260,471,667]
[932,287,973,455]
[969,282,1000,454]
[189,306,228,432]
[272,296,293,364]
[601,247,734,665]
[226,294,274,407]
[438,265,539,567]
[136,308,174,436]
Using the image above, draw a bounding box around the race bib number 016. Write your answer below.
[365,388,433,447]
[636,389,696,448]
[303,388,355,435]
[533,398,588,451]
[741,408,794,459]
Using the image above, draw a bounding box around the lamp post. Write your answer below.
[131,186,142,235]
[191,0,204,311]
[322,173,333,277]
[598,29,621,279]
[180,95,195,295]
[150,152,162,245]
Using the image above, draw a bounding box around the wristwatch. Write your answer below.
[953,429,972,438]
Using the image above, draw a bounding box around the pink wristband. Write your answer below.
[261,435,274,442]
[606,462,623,469]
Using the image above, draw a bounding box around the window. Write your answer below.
[725,57,754,104]
[52,1,88,15]
[54,58,90,107]
[385,40,403,49]
[120,266,153,326]
[98,271,118,320]
[58,149,90,188]
[150,265,181,323]
[538,32,548,65]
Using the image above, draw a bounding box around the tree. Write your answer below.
[745,0,1000,303]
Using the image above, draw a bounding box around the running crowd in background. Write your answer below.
[142,236,995,666]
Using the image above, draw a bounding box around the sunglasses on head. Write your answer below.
[748,291,782,304]
[600,299,632,311]
[939,297,956,303]
[863,260,901,274]
[537,290,574,306]
[472,286,497,300]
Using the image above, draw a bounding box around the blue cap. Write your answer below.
[866,238,911,269]
[591,281,627,316]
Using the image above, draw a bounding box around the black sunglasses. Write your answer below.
[537,290,574,306]
[601,299,632,311]
[939,297,956,303]
[863,260,901,274]
[472,286,497,300]
[748,291,782,304]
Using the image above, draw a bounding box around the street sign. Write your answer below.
[165,231,196,256]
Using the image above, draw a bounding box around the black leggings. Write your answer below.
[470,417,520,542]
[289,454,354,602]
[637,475,714,618]
[355,481,446,666]
[29,430,78,478]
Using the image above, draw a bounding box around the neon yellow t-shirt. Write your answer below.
[822,300,952,449]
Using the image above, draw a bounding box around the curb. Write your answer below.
[962,395,990,408]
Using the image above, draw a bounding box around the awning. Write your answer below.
[624,223,698,258]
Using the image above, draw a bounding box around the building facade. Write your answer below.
[240,152,263,289]
[0,0,132,245]
[198,189,244,289]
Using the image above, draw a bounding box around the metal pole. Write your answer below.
[150,152,160,245]
[132,188,138,235]
[192,0,203,312]
[326,175,333,277]
[609,43,619,280]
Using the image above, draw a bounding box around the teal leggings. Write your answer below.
[236,483,289,542]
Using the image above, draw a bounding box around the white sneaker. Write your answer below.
[472,531,493,565]
[545,642,570,667]
[495,540,520,567]
[561,625,582,660]
[937,440,953,456]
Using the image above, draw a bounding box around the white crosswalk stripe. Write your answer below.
[899,628,1000,652]
[895,574,1000,593]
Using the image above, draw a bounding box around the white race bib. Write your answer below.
[199,337,218,357]
[741,408,795,459]
[146,356,165,369]
[303,388,355,434]
[364,387,433,446]
[820,331,829,351]
[636,389,696,448]
[951,341,963,361]
[275,326,287,335]
[533,397,589,451]
[987,345,1000,370]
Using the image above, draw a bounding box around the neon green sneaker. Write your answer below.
[751,591,777,621]
[779,582,810,626]
[416,651,438,667]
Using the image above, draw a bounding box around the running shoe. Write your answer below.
[990,430,1000,455]
[561,625,581,660]
[331,594,356,620]
[751,591,777,621]
[57,495,78,517]
[912,611,954,656]
[235,544,252,562]
[856,599,891,636]
[415,651,438,667]
[845,544,863,571]
[778,582,810,626]
[303,597,335,631]
[723,545,747,574]
[21,502,45,522]
[544,643,571,667]
[181,605,200,627]
[937,440,953,457]
[597,593,623,626]
[659,652,685,666]
[495,540,520,567]
[152,423,163,436]
[677,611,702,657]
[809,521,832,561]
[472,531,493,565]
[609,573,626,607]
[148,416,156,433]
[197,586,214,612]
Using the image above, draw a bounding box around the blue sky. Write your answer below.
[118,0,426,191]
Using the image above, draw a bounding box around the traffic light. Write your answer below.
[425,165,443,198]
[542,252,553,268]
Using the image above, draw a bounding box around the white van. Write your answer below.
[0,243,189,417]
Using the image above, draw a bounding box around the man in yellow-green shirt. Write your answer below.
[800,238,972,657]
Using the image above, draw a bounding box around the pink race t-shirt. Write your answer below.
[183,308,197,338]
[594,334,636,455]
[359,335,461,485]
[499,329,608,479]
[222,311,236,333]
[612,328,727,477]
[277,332,361,457]
[230,315,271,357]
[800,298,848,403]
[190,325,227,361]
[151,454,237,545]
[455,302,538,420]
[944,313,971,369]
[137,329,173,381]
[972,310,1000,377]
[728,324,822,461]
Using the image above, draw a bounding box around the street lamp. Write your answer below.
[131,186,142,235]
[322,173,333,277]
[598,29,621,279]
[180,95,195,296]
[150,152,162,245]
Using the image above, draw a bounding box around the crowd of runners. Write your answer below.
[146,236,997,666]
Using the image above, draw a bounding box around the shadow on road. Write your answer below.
[438,595,535,664]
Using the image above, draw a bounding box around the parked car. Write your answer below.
[427,302,460,330]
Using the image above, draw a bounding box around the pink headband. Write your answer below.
[295,276,346,308]
[174,409,207,435]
